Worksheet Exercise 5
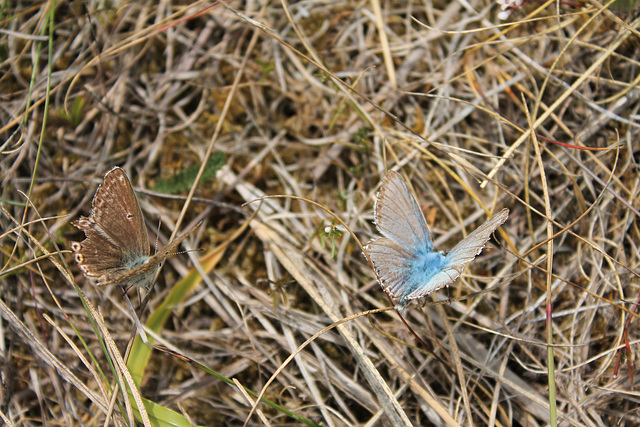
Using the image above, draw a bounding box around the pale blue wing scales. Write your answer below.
[374,171,433,252]
[404,208,509,300]
[363,238,416,300]
[403,266,461,301]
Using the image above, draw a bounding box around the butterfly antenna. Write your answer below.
[168,248,204,258]
[154,217,162,255]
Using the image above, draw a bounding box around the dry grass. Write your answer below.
[1,1,640,426]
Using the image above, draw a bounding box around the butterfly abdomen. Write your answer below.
[123,254,152,270]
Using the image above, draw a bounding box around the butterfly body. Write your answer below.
[412,250,447,284]
[364,171,508,311]
[71,167,194,288]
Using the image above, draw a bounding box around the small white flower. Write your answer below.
[497,0,523,19]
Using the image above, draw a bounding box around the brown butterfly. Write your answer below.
[71,167,196,288]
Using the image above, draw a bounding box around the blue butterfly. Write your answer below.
[364,171,509,311]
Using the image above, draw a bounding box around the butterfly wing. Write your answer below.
[71,167,150,285]
[403,208,509,300]
[373,171,433,252]
[363,237,417,301]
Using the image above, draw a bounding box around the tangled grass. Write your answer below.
[1,1,639,425]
